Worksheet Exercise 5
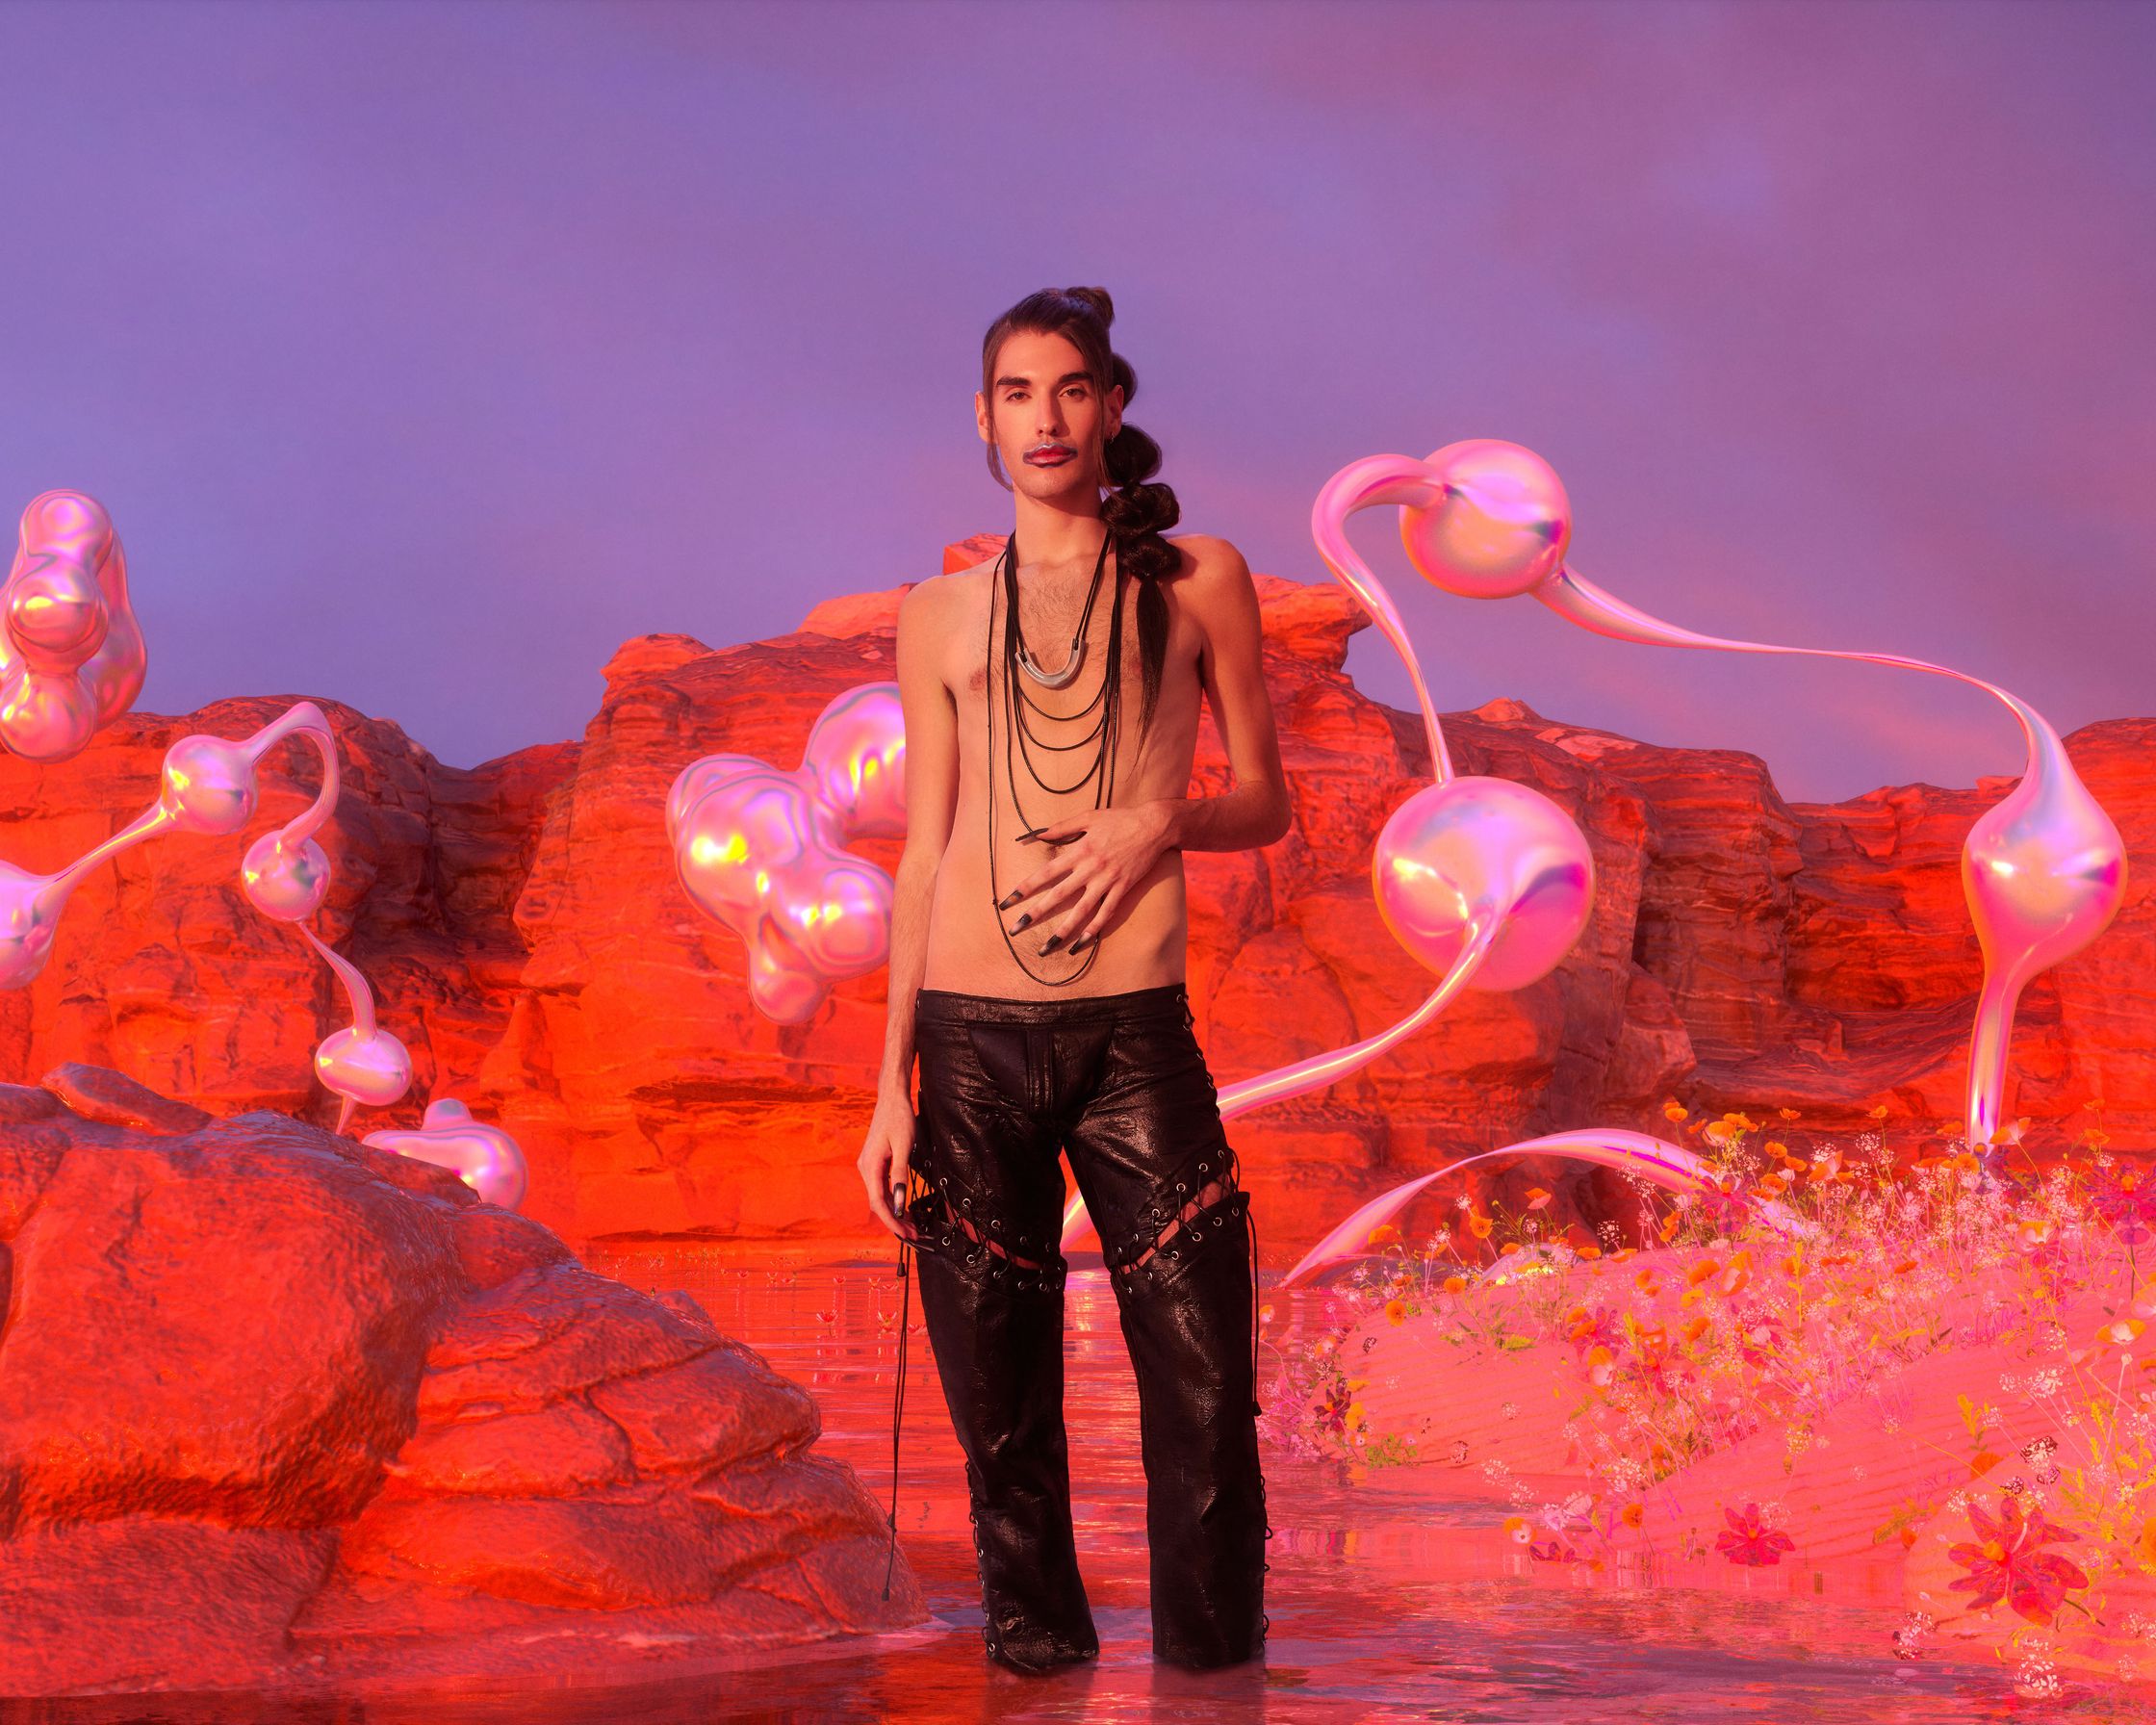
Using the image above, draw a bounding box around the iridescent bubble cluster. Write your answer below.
[1,491,147,762]
[364,1096,528,1211]
[668,682,907,1025]
[0,701,413,1132]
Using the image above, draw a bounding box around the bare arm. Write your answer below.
[860,578,958,1239]
[1160,538,1293,853]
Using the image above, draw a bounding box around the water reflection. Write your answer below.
[3,1247,2082,1722]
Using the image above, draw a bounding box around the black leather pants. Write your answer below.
[906,981,1270,1673]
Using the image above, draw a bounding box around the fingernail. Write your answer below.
[1051,830,1087,845]
[1016,830,1044,844]
[1012,913,1032,932]
[1039,935,1064,954]
[1068,933,1091,952]
[997,888,1022,910]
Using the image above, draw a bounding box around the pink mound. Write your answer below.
[1333,1246,2156,1688]
[0,1068,923,1696]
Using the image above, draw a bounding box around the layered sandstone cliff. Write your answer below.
[0,534,2144,1256]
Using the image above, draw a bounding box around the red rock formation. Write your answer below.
[0,537,2145,1261]
[0,1068,921,1694]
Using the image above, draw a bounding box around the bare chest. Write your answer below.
[937,564,1205,792]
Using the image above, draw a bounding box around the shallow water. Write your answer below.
[10,1244,2141,1724]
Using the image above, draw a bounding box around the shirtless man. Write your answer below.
[858,287,1290,1673]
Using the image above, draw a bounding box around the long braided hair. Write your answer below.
[979,285,1183,744]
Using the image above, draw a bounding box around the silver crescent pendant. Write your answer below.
[1015,636,1087,689]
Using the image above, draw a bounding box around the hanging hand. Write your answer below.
[998,802,1178,953]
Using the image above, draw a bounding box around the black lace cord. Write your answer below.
[1002,533,1116,795]
[1251,1166,1272,1642]
[881,1158,915,1601]
[987,531,1126,988]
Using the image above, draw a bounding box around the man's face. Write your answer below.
[977,328,1123,509]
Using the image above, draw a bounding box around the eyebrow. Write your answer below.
[993,371,1091,390]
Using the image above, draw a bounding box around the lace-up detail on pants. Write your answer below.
[904,980,1269,1671]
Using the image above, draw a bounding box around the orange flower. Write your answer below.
[1620,1502,1644,1529]
[1503,1514,1532,1545]
[1585,1344,1616,1388]
[1869,1103,1892,1120]
[1663,1100,1689,1122]
[1686,1258,1720,1287]
[1657,1212,1683,1242]
[1577,1244,1603,1261]
[1367,1222,1401,1248]
[1442,1274,1467,1294]
[1778,1107,1800,1121]
[1525,1186,1553,1211]
[1467,1211,1493,1240]
[1682,1315,1711,1343]
[1384,1299,1408,1326]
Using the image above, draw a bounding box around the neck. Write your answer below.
[1010,487,1110,575]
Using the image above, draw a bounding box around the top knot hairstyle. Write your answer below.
[981,285,1183,741]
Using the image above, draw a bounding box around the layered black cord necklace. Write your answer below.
[987,527,1127,987]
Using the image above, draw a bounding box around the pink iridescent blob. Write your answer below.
[363,1096,528,1211]
[0,491,147,762]
[669,683,906,1025]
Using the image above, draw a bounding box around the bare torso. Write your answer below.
[918,536,1209,997]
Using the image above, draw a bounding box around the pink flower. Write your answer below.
[1714,1502,1797,1566]
[1945,1493,2090,1627]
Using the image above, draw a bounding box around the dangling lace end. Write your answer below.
[1248,1177,1263,1416]
[881,1193,914,1603]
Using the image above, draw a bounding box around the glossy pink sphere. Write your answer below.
[1399,439,1572,601]
[1373,775,1595,991]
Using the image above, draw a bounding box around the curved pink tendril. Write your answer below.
[1276,1128,1814,1290]
[0,699,409,1130]
[1534,564,2127,1145]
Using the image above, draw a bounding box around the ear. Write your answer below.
[976,391,991,444]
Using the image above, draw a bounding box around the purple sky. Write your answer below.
[2,0,2149,802]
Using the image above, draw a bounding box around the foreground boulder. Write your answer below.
[0,1068,922,1694]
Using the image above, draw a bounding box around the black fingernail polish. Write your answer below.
[1017,830,1043,844]
[997,888,1021,910]
[1012,913,1032,932]
[1039,934,1064,954]
[1067,934,1091,952]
